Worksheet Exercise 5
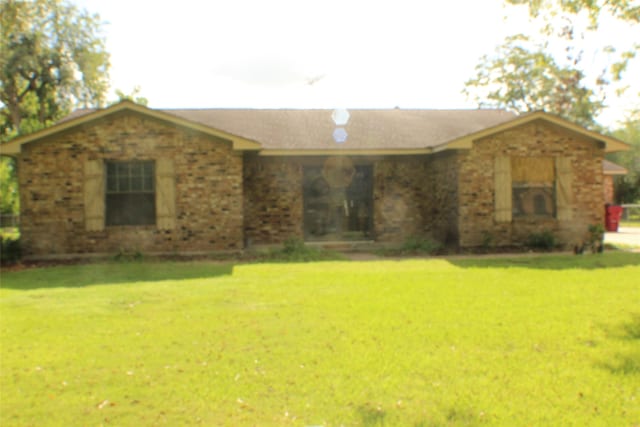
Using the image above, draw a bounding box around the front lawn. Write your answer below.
[1,253,639,426]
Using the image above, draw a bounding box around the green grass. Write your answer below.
[620,221,640,228]
[1,253,639,426]
[0,227,19,239]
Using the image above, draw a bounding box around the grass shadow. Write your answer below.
[0,260,234,290]
[357,404,387,426]
[413,406,483,427]
[621,314,640,340]
[598,314,640,376]
[447,251,640,271]
[600,353,640,375]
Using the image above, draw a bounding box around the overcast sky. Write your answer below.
[73,0,639,127]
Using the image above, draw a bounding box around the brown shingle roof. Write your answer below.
[37,103,629,154]
[4,102,629,156]
[163,108,516,150]
[603,159,628,175]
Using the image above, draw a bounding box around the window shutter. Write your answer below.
[156,158,176,230]
[84,160,105,231]
[494,156,512,222]
[555,157,573,220]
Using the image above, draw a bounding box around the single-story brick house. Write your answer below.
[0,101,630,257]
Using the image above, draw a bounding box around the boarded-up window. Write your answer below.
[512,157,555,217]
[105,161,156,226]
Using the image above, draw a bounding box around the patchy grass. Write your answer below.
[1,253,639,426]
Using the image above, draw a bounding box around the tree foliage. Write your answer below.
[112,85,149,106]
[0,0,110,140]
[608,115,640,203]
[0,157,18,215]
[464,0,639,128]
[506,0,640,28]
[506,0,639,91]
[463,35,605,126]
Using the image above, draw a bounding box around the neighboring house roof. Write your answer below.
[603,159,628,175]
[0,101,631,156]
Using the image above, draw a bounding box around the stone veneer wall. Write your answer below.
[373,156,432,242]
[457,121,604,247]
[18,111,244,256]
[243,155,303,245]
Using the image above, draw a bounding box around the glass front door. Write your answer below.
[303,158,373,241]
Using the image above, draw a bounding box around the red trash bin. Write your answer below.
[605,205,623,232]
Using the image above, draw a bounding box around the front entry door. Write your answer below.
[303,158,373,241]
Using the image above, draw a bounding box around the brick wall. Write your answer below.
[427,151,462,245]
[244,155,438,245]
[19,111,244,256]
[457,121,604,247]
[243,155,303,245]
[373,156,431,242]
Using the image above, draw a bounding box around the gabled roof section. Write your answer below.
[1,105,630,156]
[435,110,630,153]
[0,101,262,155]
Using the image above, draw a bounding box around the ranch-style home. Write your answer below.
[0,101,630,258]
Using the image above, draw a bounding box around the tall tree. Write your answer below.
[463,35,605,127]
[506,0,639,94]
[464,0,639,128]
[112,86,149,106]
[0,0,110,140]
[506,0,640,27]
[608,114,640,203]
[0,157,18,215]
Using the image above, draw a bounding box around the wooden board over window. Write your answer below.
[512,157,555,217]
[511,157,554,183]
